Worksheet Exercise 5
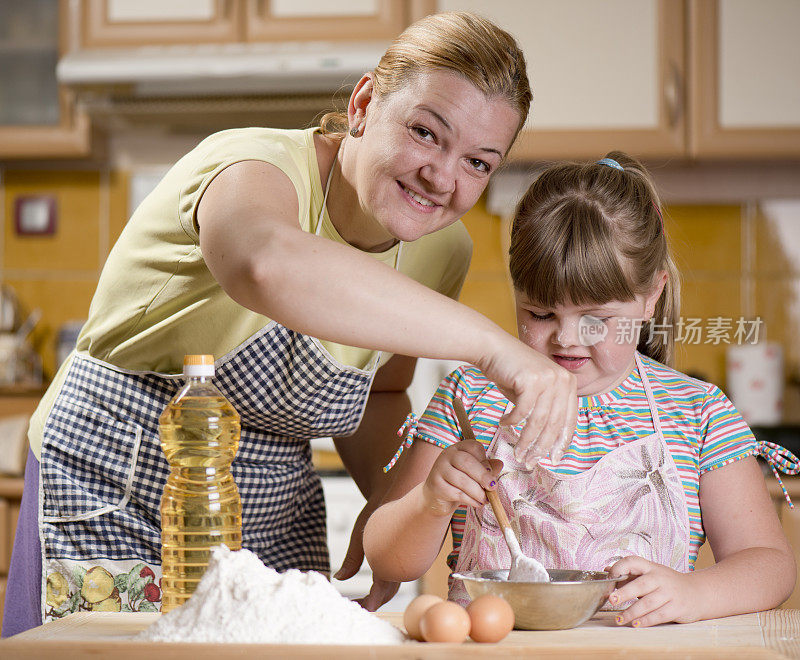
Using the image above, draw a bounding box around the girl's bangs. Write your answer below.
[514,203,636,309]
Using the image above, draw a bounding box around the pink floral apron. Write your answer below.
[450,353,690,605]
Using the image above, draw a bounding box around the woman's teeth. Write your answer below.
[403,185,435,207]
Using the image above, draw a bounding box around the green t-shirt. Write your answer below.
[29,127,472,457]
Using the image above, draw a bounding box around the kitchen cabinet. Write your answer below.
[688,0,800,158]
[435,0,685,160]
[434,0,800,161]
[78,0,411,47]
[0,0,90,159]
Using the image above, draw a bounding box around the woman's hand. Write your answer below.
[422,440,502,516]
[607,556,700,627]
[477,335,578,467]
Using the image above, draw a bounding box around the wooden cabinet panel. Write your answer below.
[438,0,685,160]
[0,499,9,574]
[0,1,90,159]
[245,0,407,42]
[79,0,409,46]
[688,0,800,158]
[80,0,241,47]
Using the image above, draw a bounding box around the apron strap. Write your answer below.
[635,353,666,439]
[383,413,420,472]
[757,440,799,508]
[316,149,404,371]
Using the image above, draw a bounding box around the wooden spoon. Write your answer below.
[452,398,549,583]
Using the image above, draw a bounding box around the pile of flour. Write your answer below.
[140,546,405,645]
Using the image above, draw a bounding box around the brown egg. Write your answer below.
[466,594,515,643]
[420,600,471,643]
[403,594,443,641]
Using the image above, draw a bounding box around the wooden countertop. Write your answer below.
[2,610,799,658]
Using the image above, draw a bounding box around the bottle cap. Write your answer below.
[183,354,214,377]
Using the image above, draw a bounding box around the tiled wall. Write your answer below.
[1,168,798,420]
[1,168,128,378]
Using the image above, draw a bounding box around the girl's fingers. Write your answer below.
[486,458,504,476]
[442,456,492,504]
[448,442,495,488]
[613,590,667,626]
[607,555,651,579]
[621,602,676,629]
[609,573,659,607]
[429,478,483,510]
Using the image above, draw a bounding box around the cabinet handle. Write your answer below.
[664,60,683,129]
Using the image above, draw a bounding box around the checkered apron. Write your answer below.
[38,159,400,621]
[38,324,379,620]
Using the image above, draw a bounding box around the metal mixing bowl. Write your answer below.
[452,569,626,630]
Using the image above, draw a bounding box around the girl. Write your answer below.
[364,152,798,627]
[4,12,577,636]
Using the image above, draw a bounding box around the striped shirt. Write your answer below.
[412,353,757,571]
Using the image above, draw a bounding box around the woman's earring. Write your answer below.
[349,125,360,138]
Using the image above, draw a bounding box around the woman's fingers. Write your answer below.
[525,372,575,465]
[492,347,577,465]
[553,390,579,463]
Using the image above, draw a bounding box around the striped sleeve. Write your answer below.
[415,367,471,450]
[415,366,506,450]
[698,384,757,474]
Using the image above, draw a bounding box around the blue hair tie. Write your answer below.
[597,157,624,171]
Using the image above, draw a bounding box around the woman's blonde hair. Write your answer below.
[319,11,531,142]
[509,151,680,366]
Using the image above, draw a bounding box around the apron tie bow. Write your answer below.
[383,413,419,473]
[757,440,800,508]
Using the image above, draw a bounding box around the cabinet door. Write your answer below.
[0,0,89,158]
[689,0,800,158]
[244,0,408,42]
[434,0,685,160]
[80,0,241,47]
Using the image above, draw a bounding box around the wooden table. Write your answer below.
[2,610,800,658]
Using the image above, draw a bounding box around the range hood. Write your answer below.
[56,41,388,129]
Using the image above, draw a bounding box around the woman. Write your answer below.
[3,11,577,635]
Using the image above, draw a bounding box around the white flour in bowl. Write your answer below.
[140,546,405,645]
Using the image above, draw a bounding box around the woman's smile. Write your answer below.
[397,181,440,212]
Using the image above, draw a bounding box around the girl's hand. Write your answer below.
[422,440,502,517]
[478,336,578,467]
[607,556,701,627]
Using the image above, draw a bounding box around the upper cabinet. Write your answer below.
[79,0,241,47]
[688,0,800,158]
[244,0,408,42]
[0,0,90,159]
[6,0,798,161]
[434,0,800,161]
[79,0,410,46]
[435,0,684,160]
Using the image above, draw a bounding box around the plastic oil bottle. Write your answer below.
[159,354,242,612]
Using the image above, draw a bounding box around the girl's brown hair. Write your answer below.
[319,11,531,143]
[509,151,680,365]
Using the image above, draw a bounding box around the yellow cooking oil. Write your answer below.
[159,354,242,613]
